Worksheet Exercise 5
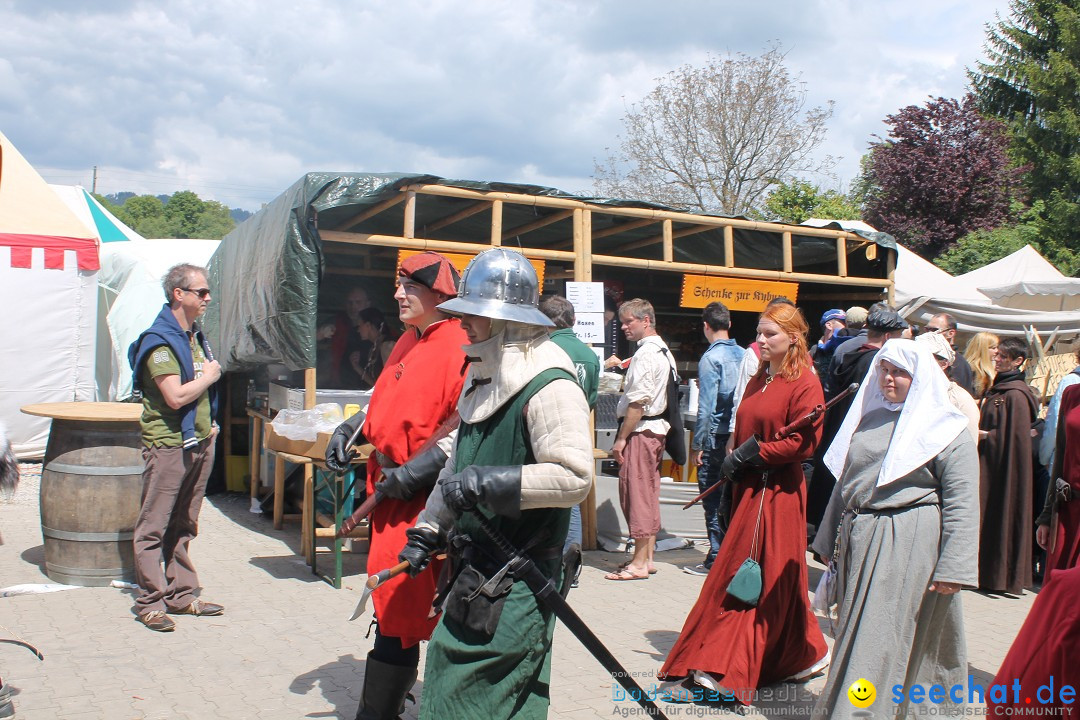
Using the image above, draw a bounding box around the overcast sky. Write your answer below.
[0,0,1011,211]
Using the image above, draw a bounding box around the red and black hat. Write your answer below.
[399,252,460,296]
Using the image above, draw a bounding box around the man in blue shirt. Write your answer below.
[685,302,744,575]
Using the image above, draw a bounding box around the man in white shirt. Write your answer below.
[607,298,675,581]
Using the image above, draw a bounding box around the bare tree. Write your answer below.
[594,44,835,216]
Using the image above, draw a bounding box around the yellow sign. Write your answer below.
[397,250,546,292]
[680,275,798,311]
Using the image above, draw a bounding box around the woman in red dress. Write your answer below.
[659,301,829,705]
[1036,382,1080,571]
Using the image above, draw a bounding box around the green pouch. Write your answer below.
[726,471,767,606]
[726,558,762,606]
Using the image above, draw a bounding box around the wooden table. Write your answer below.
[246,407,272,512]
[22,402,143,423]
[264,446,370,588]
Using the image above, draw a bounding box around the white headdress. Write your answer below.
[824,339,968,488]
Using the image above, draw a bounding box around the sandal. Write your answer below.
[605,568,649,581]
[619,560,658,575]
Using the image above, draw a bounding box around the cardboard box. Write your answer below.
[264,424,334,460]
[267,383,373,413]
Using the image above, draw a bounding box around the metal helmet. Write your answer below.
[437,248,554,327]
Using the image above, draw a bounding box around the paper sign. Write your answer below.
[566,282,605,313]
[573,312,605,344]
[680,275,798,311]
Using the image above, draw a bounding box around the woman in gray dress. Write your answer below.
[812,339,980,719]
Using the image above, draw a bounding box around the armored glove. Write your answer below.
[441,465,522,518]
[398,526,442,577]
[325,414,365,474]
[378,445,449,501]
[720,435,764,481]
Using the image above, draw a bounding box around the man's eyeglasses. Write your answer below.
[181,287,212,299]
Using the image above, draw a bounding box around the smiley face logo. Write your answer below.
[847,678,876,708]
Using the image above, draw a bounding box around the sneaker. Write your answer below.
[168,600,224,617]
[682,564,711,576]
[138,610,176,632]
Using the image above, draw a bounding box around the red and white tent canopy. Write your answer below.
[0,130,100,457]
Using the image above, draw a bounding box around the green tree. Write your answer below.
[87,191,239,240]
[124,195,166,226]
[933,202,1045,274]
[193,200,235,239]
[163,190,204,238]
[970,0,1080,268]
[760,179,861,224]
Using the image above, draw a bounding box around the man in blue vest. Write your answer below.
[127,264,222,632]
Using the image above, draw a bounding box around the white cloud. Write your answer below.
[0,0,1012,209]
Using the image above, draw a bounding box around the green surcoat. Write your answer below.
[420,368,574,720]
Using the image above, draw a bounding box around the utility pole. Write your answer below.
[91,166,97,194]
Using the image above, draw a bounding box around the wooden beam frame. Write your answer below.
[615,223,718,254]
[319,230,893,290]
[423,200,490,233]
[591,217,657,240]
[407,183,863,241]
[337,193,408,232]
[502,208,574,242]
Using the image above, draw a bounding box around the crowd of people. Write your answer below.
[120,253,1078,719]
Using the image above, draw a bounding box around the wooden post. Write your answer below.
[490,200,503,246]
[403,191,416,239]
[273,458,286,530]
[723,225,734,267]
[573,209,599,550]
[886,247,897,306]
[572,209,584,275]
[250,414,262,504]
[836,237,848,277]
[223,374,233,491]
[582,210,593,282]
[301,368,316,559]
[782,231,793,273]
[662,219,673,263]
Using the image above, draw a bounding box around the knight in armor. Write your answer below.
[397,248,593,720]
[325,252,468,720]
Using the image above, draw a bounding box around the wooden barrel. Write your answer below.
[39,416,144,586]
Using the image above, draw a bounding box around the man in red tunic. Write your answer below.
[326,252,466,720]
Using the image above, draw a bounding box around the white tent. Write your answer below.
[893,243,988,306]
[0,131,99,457]
[898,245,1080,337]
[97,239,220,400]
[50,185,144,244]
[950,244,1079,310]
[956,245,1080,311]
[802,220,1080,340]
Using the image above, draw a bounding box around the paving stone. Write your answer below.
[0,464,1042,718]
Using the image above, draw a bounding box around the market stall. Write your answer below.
[205,173,896,550]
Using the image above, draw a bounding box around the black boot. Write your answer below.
[355,652,418,720]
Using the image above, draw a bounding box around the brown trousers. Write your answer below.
[618,430,664,539]
[133,439,215,614]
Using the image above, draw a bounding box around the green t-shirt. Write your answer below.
[549,328,600,410]
[139,338,213,447]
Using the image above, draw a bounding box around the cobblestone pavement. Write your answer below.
[0,463,1038,719]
